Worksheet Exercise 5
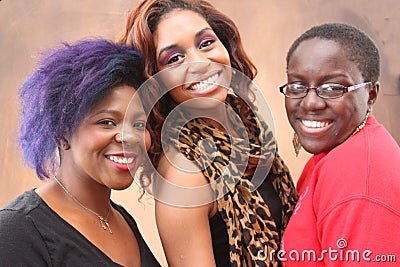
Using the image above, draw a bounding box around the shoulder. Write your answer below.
[314,117,400,187]
[0,191,51,263]
[326,117,399,164]
[0,190,46,234]
[361,116,400,162]
[1,190,40,218]
[309,117,400,214]
[158,149,208,187]
[0,205,38,241]
[155,151,215,208]
[0,206,31,228]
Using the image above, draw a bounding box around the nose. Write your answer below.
[115,125,145,147]
[186,49,211,74]
[187,47,210,63]
[115,132,123,143]
[115,129,140,145]
[299,89,327,111]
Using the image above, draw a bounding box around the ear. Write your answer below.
[57,136,71,150]
[367,81,379,108]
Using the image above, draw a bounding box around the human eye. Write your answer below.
[286,83,307,94]
[198,38,216,50]
[133,120,146,129]
[318,84,345,98]
[166,54,184,65]
[97,119,117,127]
[160,50,185,66]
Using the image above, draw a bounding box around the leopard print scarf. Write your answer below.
[163,94,298,266]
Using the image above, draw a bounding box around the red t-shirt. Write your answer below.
[280,117,400,266]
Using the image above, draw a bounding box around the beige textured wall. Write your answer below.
[1,1,399,266]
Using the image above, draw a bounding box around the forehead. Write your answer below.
[91,85,139,111]
[288,38,361,77]
[154,9,210,46]
[291,39,345,63]
[158,9,208,29]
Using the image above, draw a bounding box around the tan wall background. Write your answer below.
[1,1,399,266]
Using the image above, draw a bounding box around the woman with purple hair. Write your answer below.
[0,39,160,266]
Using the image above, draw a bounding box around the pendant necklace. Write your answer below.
[53,176,113,234]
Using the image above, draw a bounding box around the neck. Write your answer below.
[54,171,111,216]
[53,174,113,234]
[350,111,370,138]
[185,103,232,133]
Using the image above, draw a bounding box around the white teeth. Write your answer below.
[190,74,219,91]
[302,120,331,128]
[109,156,134,164]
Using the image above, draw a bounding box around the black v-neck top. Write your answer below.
[0,190,160,266]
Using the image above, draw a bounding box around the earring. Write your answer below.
[292,132,301,157]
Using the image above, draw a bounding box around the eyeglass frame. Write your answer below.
[279,81,372,99]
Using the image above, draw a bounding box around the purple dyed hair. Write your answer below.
[19,39,144,179]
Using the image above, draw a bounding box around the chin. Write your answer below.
[302,144,335,155]
[111,179,134,191]
[298,134,336,155]
[300,140,325,155]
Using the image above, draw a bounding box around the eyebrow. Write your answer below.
[90,109,122,118]
[157,27,213,58]
[89,109,146,120]
[287,72,350,81]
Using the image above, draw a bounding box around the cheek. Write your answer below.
[213,46,231,66]
[341,92,369,118]
[157,65,187,90]
[284,99,297,118]
[71,132,102,151]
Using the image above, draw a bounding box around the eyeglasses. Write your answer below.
[279,81,372,99]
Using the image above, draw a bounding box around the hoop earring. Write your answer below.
[293,132,302,157]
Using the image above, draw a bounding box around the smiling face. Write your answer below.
[153,9,231,109]
[285,38,376,154]
[63,85,151,190]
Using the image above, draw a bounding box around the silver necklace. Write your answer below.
[53,176,113,234]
